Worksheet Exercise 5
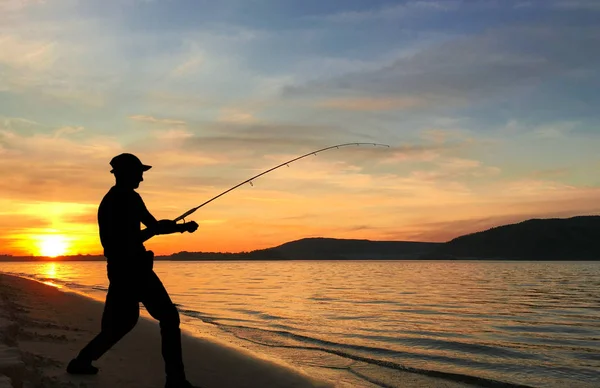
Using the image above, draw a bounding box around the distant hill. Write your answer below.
[426,216,600,260]
[250,238,440,260]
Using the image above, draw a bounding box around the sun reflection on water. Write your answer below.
[39,262,62,288]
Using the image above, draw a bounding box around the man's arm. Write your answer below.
[140,203,158,242]
[140,202,198,242]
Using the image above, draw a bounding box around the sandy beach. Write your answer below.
[0,273,477,388]
[0,273,332,388]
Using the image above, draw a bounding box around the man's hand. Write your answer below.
[153,219,198,235]
[180,221,199,233]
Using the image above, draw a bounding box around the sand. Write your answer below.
[0,273,479,388]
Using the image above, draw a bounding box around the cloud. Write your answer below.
[217,108,257,124]
[318,97,426,111]
[283,25,600,106]
[378,132,490,164]
[503,120,579,139]
[128,115,187,126]
[528,168,569,179]
[552,0,600,10]
[514,1,534,8]
[153,128,193,141]
[145,90,210,109]
[533,125,572,139]
[410,158,501,181]
[318,1,460,23]
[420,128,469,144]
[0,0,45,13]
[0,30,117,106]
[379,144,441,163]
[0,116,40,131]
[0,127,121,202]
[0,34,57,71]
[170,54,203,78]
[54,125,84,138]
[184,121,343,150]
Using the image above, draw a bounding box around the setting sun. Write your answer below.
[38,235,69,257]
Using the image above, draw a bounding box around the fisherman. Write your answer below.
[66,153,199,388]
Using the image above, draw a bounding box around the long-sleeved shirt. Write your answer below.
[98,186,154,270]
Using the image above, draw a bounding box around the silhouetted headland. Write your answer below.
[425,215,600,260]
[2,215,599,261]
[247,238,440,260]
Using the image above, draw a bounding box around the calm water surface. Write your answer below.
[2,260,599,387]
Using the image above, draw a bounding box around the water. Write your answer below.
[2,260,600,387]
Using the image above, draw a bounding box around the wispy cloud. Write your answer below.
[129,115,187,126]
[0,34,57,70]
[217,108,257,124]
[410,158,501,181]
[0,31,115,106]
[54,125,84,138]
[317,1,461,23]
[0,127,120,201]
[532,122,576,139]
[0,0,45,13]
[153,128,193,141]
[552,0,600,10]
[319,97,426,111]
[514,1,534,9]
[170,53,203,78]
[283,25,600,110]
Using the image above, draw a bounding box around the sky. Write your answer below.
[0,0,599,256]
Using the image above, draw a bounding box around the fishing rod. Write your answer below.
[174,142,390,222]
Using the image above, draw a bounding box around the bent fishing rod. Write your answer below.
[174,142,390,222]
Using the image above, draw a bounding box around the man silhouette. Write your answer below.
[67,153,199,388]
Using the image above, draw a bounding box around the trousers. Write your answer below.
[77,269,185,381]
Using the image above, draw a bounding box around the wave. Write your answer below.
[178,308,535,388]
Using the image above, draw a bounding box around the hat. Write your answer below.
[109,153,152,173]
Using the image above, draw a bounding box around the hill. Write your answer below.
[250,237,440,260]
[427,215,600,260]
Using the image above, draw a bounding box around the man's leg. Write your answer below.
[68,281,140,373]
[140,272,187,384]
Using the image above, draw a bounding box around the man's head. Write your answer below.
[109,153,152,189]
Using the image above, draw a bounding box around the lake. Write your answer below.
[1,260,599,387]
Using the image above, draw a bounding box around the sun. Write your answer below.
[38,235,69,257]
